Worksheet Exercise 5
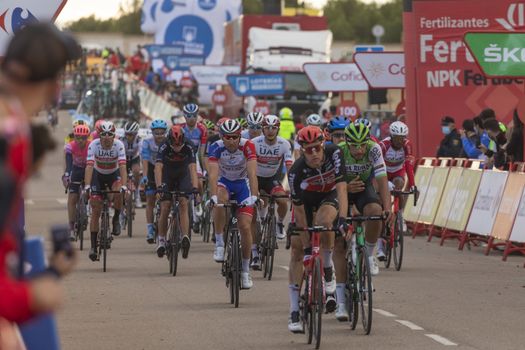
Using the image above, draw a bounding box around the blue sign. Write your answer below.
[227,74,285,96]
[164,15,214,59]
[144,44,205,71]
[354,45,384,53]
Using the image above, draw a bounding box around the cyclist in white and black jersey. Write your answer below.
[84,121,128,262]
[250,114,293,270]
[241,112,264,140]
[120,121,142,208]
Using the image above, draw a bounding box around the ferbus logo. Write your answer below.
[496,3,525,31]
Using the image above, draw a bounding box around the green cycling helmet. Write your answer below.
[203,119,215,131]
[345,121,370,143]
[237,117,248,128]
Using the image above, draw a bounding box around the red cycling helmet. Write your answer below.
[297,125,324,145]
[95,119,105,133]
[73,124,90,137]
[216,117,230,128]
[169,125,185,146]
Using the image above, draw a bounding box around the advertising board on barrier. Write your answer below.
[433,167,463,228]
[190,65,241,85]
[490,172,525,240]
[404,166,433,222]
[303,63,368,92]
[353,52,405,88]
[227,74,285,96]
[144,44,205,70]
[417,167,449,224]
[403,0,525,157]
[466,170,508,236]
[509,187,525,243]
[446,169,483,231]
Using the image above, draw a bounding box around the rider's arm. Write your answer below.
[84,165,93,186]
[245,140,258,196]
[84,142,95,185]
[370,143,391,210]
[154,163,163,188]
[141,139,150,179]
[333,147,348,219]
[284,140,294,173]
[404,140,416,188]
[188,146,198,189]
[117,141,128,186]
[289,168,309,248]
[64,144,73,174]
[207,142,220,197]
[198,123,208,172]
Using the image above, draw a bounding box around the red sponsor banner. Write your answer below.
[212,91,227,106]
[254,100,270,115]
[337,100,361,119]
[395,100,406,117]
[404,0,525,157]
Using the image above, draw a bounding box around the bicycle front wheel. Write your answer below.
[358,248,373,334]
[266,215,276,280]
[170,220,181,277]
[346,260,359,330]
[384,236,392,269]
[127,193,133,238]
[393,212,404,271]
[232,231,241,308]
[102,212,109,272]
[312,257,323,349]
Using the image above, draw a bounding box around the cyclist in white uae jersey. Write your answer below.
[120,121,142,208]
[84,121,127,262]
[249,114,293,270]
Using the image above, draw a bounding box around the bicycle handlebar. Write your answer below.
[212,200,253,208]
[290,226,335,233]
[260,193,290,200]
[391,186,419,207]
[344,215,387,223]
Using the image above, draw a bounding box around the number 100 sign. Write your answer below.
[337,100,361,119]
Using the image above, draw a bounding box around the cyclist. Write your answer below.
[154,125,198,259]
[237,116,248,130]
[250,115,293,270]
[326,115,350,145]
[241,112,264,140]
[208,119,259,289]
[62,124,90,240]
[332,120,392,321]
[120,121,142,209]
[287,126,348,333]
[202,119,216,140]
[355,117,379,142]
[84,121,128,262]
[293,113,322,159]
[64,119,90,145]
[278,107,295,141]
[91,119,105,140]
[141,119,168,243]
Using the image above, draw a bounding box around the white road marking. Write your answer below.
[395,319,424,331]
[25,199,35,205]
[425,334,457,346]
[373,308,397,317]
[57,198,68,204]
[278,265,289,271]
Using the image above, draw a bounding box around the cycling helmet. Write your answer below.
[220,119,242,135]
[95,119,104,132]
[279,107,293,120]
[216,117,230,128]
[150,119,168,130]
[306,113,322,126]
[168,125,185,146]
[124,121,140,134]
[182,103,199,117]
[389,121,409,137]
[297,126,324,145]
[237,117,248,129]
[263,114,280,128]
[355,118,372,129]
[72,119,87,128]
[73,124,90,137]
[203,119,215,131]
[345,121,370,143]
[246,112,264,128]
[99,120,116,134]
[328,115,350,131]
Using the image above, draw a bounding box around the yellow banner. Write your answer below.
[433,167,463,227]
[404,166,433,222]
[490,172,525,240]
[446,169,483,231]
[417,167,449,224]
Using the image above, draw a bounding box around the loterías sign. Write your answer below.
[403,0,525,157]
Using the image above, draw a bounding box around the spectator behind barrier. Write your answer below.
[483,118,508,169]
[506,109,524,162]
[437,116,462,158]
[459,119,482,159]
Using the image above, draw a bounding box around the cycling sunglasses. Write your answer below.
[184,114,197,119]
[74,135,89,140]
[222,134,240,141]
[347,142,367,149]
[331,132,345,138]
[302,144,323,155]
[248,124,262,130]
[100,132,115,137]
[263,126,279,131]
[152,131,166,136]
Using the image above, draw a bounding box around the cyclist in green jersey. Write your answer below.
[332,120,392,321]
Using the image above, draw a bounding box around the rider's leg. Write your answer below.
[289,235,303,312]
[179,197,189,236]
[238,212,254,273]
[213,186,229,248]
[364,202,383,256]
[89,198,102,249]
[393,176,407,210]
[68,193,79,231]
[334,235,347,306]
[132,162,141,205]
[158,199,171,240]
[315,204,337,273]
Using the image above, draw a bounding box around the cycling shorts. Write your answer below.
[348,182,381,214]
[387,168,406,183]
[90,169,121,199]
[257,175,284,195]
[68,166,85,194]
[126,156,141,173]
[301,191,339,227]
[196,157,203,177]
[218,177,253,216]
[145,163,156,195]
[160,172,192,201]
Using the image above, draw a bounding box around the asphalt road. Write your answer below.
[24,113,525,350]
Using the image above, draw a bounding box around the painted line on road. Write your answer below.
[25,199,35,205]
[373,308,397,317]
[56,198,68,205]
[395,319,424,330]
[425,334,457,346]
[278,265,289,271]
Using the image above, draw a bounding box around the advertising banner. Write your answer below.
[144,44,204,71]
[227,74,285,97]
[404,166,433,222]
[190,65,240,85]
[490,172,525,240]
[433,167,463,227]
[353,52,405,88]
[303,63,368,92]
[509,187,525,243]
[445,169,482,231]
[466,170,508,236]
[403,0,525,157]
[417,166,449,224]
[0,1,68,55]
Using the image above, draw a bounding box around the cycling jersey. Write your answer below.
[141,137,163,164]
[120,135,142,160]
[156,140,196,178]
[183,122,207,153]
[252,135,293,178]
[86,139,126,175]
[379,137,415,187]
[288,144,346,206]
[338,140,387,183]
[64,140,88,170]
[241,129,250,139]
[207,138,256,181]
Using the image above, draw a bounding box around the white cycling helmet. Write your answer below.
[355,118,372,129]
[263,114,281,128]
[124,121,140,134]
[389,121,409,137]
[220,119,242,135]
[306,113,322,126]
[246,112,264,128]
[99,120,116,134]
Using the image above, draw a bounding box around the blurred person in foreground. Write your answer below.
[0,22,80,324]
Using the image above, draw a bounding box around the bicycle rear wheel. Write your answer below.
[304,273,313,344]
[102,211,109,272]
[346,261,359,330]
[260,219,269,278]
[232,230,241,308]
[393,212,404,271]
[312,257,323,349]
[266,215,276,280]
[202,205,211,243]
[358,248,373,334]
[384,235,392,269]
[170,218,181,276]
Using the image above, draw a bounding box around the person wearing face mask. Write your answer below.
[437,116,462,158]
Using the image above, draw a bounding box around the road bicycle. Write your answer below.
[121,169,137,238]
[200,176,214,243]
[97,189,122,272]
[67,181,88,251]
[163,191,192,276]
